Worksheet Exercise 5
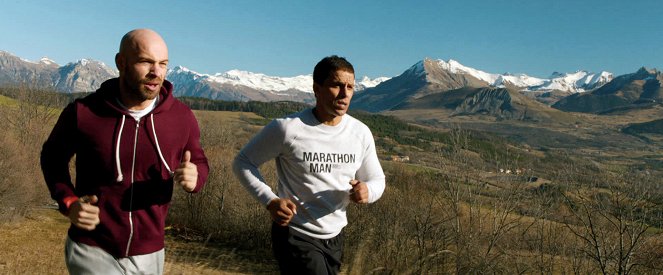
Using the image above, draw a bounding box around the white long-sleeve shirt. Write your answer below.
[233,108,386,239]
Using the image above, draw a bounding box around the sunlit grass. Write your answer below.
[0,95,17,106]
[0,209,68,274]
[1,90,661,274]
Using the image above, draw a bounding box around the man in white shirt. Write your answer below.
[233,55,386,274]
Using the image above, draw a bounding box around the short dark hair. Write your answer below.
[313,55,354,85]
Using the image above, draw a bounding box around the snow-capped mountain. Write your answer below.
[0,51,389,103]
[38,57,57,66]
[166,66,314,102]
[165,66,390,102]
[208,69,313,93]
[553,67,663,113]
[357,76,391,90]
[352,58,616,114]
[168,66,388,94]
[426,58,612,93]
[0,51,118,92]
[428,59,501,84]
[526,71,613,93]
[55,59,118,92]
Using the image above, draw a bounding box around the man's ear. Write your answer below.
[115,53,123,71]
[312,82,320,98]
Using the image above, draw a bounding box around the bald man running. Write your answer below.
[41,29,209,275]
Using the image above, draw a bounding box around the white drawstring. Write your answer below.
[150,114,173,176]
[115,115,126,182]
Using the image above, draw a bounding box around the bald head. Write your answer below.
[115,28,169,77]
[118,29,168,60]
[115,29,169,109]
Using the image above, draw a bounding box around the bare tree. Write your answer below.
[562,174,659,275]
[436,125,527,273]
[0,85,64,221]
[0,85,64,146]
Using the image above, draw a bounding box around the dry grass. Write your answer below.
[164,235,277,274]
[0,208,69,274]
[1,87,662,274]
[0,94,17,106]
[0,208,277,275]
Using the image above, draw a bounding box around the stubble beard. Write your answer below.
[123,76,162,102]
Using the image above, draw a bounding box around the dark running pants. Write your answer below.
[271,223,344,275]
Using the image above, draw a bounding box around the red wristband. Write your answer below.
[62,196,79,211]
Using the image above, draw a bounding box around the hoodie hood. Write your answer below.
[90,78,177,183]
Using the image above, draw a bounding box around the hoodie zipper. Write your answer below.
[125,118,140,257]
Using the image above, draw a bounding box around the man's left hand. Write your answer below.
[349,179,368,204]
[174,150,197,192]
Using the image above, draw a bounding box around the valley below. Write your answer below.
[385,103,663,171]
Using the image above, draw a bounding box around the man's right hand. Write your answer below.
[267,198,297,226]
[67,195,100,231]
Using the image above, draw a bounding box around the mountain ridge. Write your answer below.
[2,50,659,117]
[0,51,388,102]
[553,67,663,113]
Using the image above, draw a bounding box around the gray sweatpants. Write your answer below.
[65,237,164,275]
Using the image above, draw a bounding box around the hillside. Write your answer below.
[553,67,663,113]
[352,59,489,112]
[622,118,663,146]
[391,87,579,123]
[1,87,662,274]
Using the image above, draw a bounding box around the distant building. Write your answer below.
[391,155,410,162]
[498,167,528,175]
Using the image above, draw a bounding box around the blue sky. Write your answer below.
[2,0,662,78]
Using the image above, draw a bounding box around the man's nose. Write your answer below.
[339,85,353,98]
[149,63,165,78]
[339,86,349,97]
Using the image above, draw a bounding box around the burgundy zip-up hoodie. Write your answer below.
[41,78,209,257]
